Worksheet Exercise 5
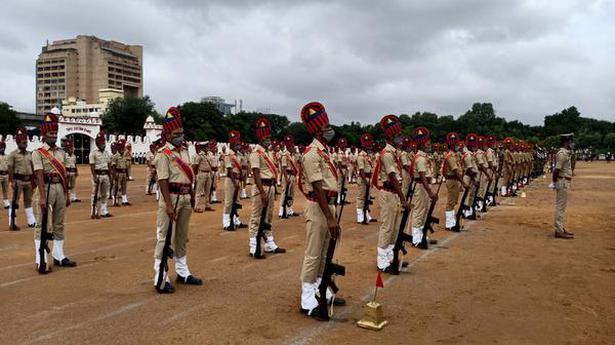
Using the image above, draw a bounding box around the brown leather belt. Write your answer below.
[261,179,274,186]
[95,169,109,175]
[44,174,62,184]
[199,170,211,173]
[211,167,218,172]
[14,173,32,181]
[115,168,128,173]
[306,191,338,204]
[169,183,192,195]
[0,171,7,176]
[446,175,458,180]
[66,167,77,173]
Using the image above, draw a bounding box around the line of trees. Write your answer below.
[1,98,614,152]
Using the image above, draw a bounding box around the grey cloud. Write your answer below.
[0,0,614,126]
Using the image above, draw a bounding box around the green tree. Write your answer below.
[0,102,23,136]
[178,101,226,141]
[102,96,159,136]
[604,133,615,150]
[543,106,582,137]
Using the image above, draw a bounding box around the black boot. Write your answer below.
[176,274,203,285]
[156,282,175,294]
[54,258,77,267]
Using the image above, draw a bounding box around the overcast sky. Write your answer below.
[1,0,614,125]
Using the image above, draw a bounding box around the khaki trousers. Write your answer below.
[446,179,461,211]
[1,175,9,200]
[248,184,275,237]
[224,177,238,214]
[15,181,34,208]
[377,190,402,249]
[411,184,429,228]
[155,194,192,259]
[194,172,212,208]
[35,183,66,240]
[356,178,370,210]
[554,179,569,232]
[463,175,476,208]
[478,172,488,199]
[116,173,128,195]
[91,175,110,213]
[300,201,335,283]
[67,173,77,194]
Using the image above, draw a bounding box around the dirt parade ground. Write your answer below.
[0,162,613,345]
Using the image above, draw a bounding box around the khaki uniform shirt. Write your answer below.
[413,150,431,179]
[555,148,572,179]
[224,149,241,175]
[193,151,212,172]
[301,138,338,193]
[65,153,77,170]
[112,152,129,170]
[8,150,33,176]
[357,151,373,174]
[0,154,9,172]
[475,149,488,170]
[153,143,193,184]
[486,148,497,170]
[503,149,514,174]
[146,152,156,167]
[32,143,66,174]
[377,143,401,183]
[462,148,479,175]
[89,149,111,170]
[249,144,277,179]
[444,150,461,177]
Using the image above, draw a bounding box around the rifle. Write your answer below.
[451,183,470,232]
[281,175,293,219]
[91,177,100,218]
[315,188,347,320]
[9,182,19,230]
[38,182,52,273]
[156,193,181,292]
[389,180,416,274]
[227,179,242,230]
[361,175,373,225]
[418,179,443,250]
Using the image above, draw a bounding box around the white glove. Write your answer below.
[548,182,555,189]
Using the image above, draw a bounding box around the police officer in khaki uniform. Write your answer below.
[410,127,439,247]
[443,132,468,230]
[356,132,375,224]
[373,115,409,272]
[32,112,77,272]
[248,117,286,258]
[111,139,131,206]
[89,132,113,218]
[223,130,245,230]
[280,134,299,218]
[474,136,493,214]
[461,133,480,220]
[485,135,499,206]
[153,107,202,294]
[8,127,37,229]
[63,139,81,203]
[192,142,214,212]
[145,143,157,195]
[551,133,575,239]
[501,137,515,196]
[298,101,346,319]
[0,140,10,209]
[209,140,220,204]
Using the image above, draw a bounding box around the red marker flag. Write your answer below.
[376,271,384,288]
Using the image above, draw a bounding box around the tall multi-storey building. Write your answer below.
[36,35,142,114]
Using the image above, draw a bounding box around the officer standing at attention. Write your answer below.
[373,115,409,272]
[0,140,10,209]
[551,133,575,239]
[8,127,37,229]
[248,117,286,258]
[152,107,202,293]
[298,101,346,319]
[443,132,468,230]
[89,132,113,218]
[410,127,439,247]
[63,139,81,203]
[32,112,77,272]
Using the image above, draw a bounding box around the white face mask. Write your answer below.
[323,128,335,142]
